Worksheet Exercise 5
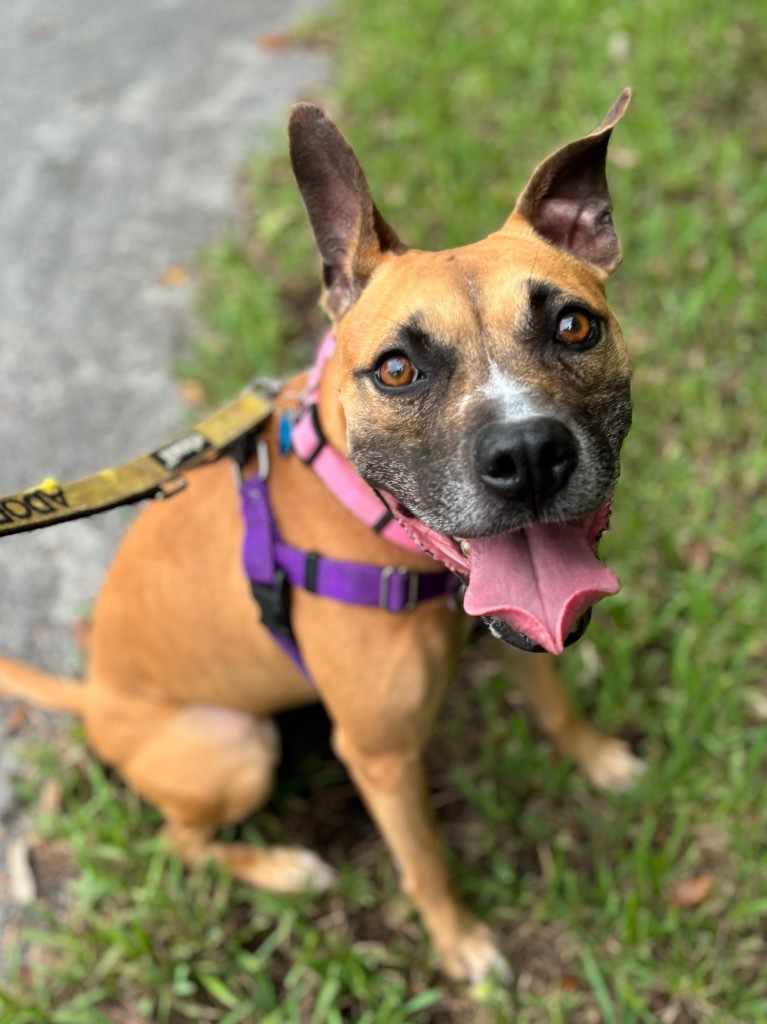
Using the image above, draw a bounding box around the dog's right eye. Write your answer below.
[555,308,598,347]
[376,353,419,388]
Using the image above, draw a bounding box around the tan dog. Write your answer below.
[0,91,642,983]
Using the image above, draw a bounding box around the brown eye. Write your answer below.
[376,354,418,388]
[555,309,595,345]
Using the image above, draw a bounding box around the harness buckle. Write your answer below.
[379,565,419,612]
[250,569,294,640]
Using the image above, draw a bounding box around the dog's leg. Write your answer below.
[496,645,645,792]
[335,729,511,983]
[332,723,511,984]
[89,699,336,893]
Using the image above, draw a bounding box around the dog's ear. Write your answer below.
[509,88,631,275]
[289,104,403,318]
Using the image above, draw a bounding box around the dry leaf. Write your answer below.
[38,779,64,816]
[179,379,206,409]
[257,31,296,52]
[667,873,714,908]
[7,838,37,905]
[160,265,189,288]
[745,689,767,722]
[5,701,29,735]
[683,539,713,573]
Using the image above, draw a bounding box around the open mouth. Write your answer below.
[381,495,618,655]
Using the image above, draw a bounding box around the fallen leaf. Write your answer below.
[38,779,64,815]
[7,838,37,905]
[27,840,78,907]
[160,265,189,288]
[745,689,767,722]
[257,31,296,51]
[559,976,582,992]
[666,873,714,908]
[5,702,29,735]
[178,379,207,409]
[683,539,713,573]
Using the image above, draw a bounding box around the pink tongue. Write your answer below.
[462,522,619,654]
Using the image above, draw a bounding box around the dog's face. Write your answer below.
[336,230,631,540]
[289,92,632,653]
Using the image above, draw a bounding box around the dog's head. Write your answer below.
[288,93,632,653]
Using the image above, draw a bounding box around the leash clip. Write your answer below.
[379,565,418,612]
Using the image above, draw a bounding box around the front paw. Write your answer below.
[438,920,512,985]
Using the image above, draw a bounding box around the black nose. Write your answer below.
[476,417,578,506]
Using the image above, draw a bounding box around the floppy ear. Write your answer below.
[288,103,404,318]
[510,88,631,275]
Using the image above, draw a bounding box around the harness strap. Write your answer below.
[240,470,304,671]
[273,540,459,611]
[240,472,460,675]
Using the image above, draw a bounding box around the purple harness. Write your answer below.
[239,337,460,675]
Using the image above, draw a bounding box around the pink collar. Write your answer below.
[290,333,424,556]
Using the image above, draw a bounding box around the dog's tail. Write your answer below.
[0,656,86,716]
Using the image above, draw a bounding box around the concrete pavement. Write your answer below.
[0,0,328,963]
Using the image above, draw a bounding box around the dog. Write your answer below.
[0,90,642,984]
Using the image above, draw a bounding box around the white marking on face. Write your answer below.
[479,361,537,420]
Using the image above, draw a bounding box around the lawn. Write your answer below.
[3,0,767,1022]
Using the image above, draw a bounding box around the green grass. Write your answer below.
[4,0,767,1021]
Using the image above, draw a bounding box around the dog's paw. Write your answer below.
[258,846,339,893]
[439,921,513,986]
[580,736,646,793]
[224,844,338,894]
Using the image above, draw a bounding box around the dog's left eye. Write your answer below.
[376,353,420,388]
[555,309,597,346]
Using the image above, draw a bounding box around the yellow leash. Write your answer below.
[0,387,273,537]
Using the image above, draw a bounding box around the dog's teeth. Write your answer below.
[460,540,471,558]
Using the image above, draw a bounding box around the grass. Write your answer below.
[3,0,767,1021]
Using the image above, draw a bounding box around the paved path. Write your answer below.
[0,0,328,965]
